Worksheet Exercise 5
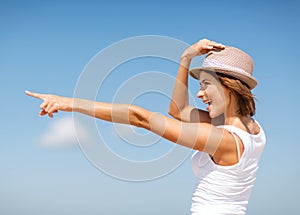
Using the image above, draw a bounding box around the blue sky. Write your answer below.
[1,0,300,214]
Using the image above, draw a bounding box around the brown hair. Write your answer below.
[217,73,256,117]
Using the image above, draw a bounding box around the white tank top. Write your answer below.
[190,121,266,215]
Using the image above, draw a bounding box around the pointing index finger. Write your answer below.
[25,90,47,100]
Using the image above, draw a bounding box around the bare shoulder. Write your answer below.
[244,119,261,135]
[212,128,245,166]
[251,121,261,135]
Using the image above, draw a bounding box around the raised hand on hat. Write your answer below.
[168,39,224,123]
[181,38,225,60]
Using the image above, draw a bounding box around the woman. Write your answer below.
[26,39,266,214]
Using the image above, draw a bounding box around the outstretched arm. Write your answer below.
[168,39,225,123]
[25,90,152,128]
[25,90,236,156]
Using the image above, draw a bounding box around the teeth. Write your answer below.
[203,100,212,105]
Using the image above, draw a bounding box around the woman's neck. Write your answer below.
[225,115,258,134]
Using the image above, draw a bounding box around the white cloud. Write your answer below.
[38,116,89,148]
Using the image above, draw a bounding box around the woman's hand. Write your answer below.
[25,90,73,118]
[181,38,225,60]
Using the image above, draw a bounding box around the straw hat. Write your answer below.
[189,46,257,89]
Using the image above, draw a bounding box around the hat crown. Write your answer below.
[205,46,254,76]
[189,46,258,89]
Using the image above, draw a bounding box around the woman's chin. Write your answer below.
[208,111,217,119]
[209,111,223,120]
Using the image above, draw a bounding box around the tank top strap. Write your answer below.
[229,131,241,161]
[217,125,245,161]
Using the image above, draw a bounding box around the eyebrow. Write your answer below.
[200,78,210,85]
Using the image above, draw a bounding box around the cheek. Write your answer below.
[216,93,226,104]
[210,87,226,103]
[213,91,227,111]
[206,84,226,105]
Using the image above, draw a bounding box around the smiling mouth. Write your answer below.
[204,100,212,105]
[204,100,212,111]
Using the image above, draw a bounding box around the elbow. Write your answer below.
[168,106,181,120]
[168,107,176,118]
[168,103,176,117]
[167,106,173,116]
[129,105,151,130]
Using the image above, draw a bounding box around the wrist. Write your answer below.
[181,46,198,59]
[71,98,81,113]
[180,55,192,69]
[180,54,192,61]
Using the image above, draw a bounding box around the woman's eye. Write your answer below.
[201,83,209,88]
[200,85,207,90]
[200,81,210,89]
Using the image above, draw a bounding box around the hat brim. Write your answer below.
[189,67,258,90]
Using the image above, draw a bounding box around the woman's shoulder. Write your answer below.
[217,119,262,136]
[217,119,266,148]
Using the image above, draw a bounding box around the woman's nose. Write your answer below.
[197,88,205,98]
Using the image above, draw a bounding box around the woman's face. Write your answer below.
[197,72,228,119]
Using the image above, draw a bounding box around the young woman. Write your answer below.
[26,39,266,214]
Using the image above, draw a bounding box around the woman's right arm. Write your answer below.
[25,90,236,156]
[168,39,225,123]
